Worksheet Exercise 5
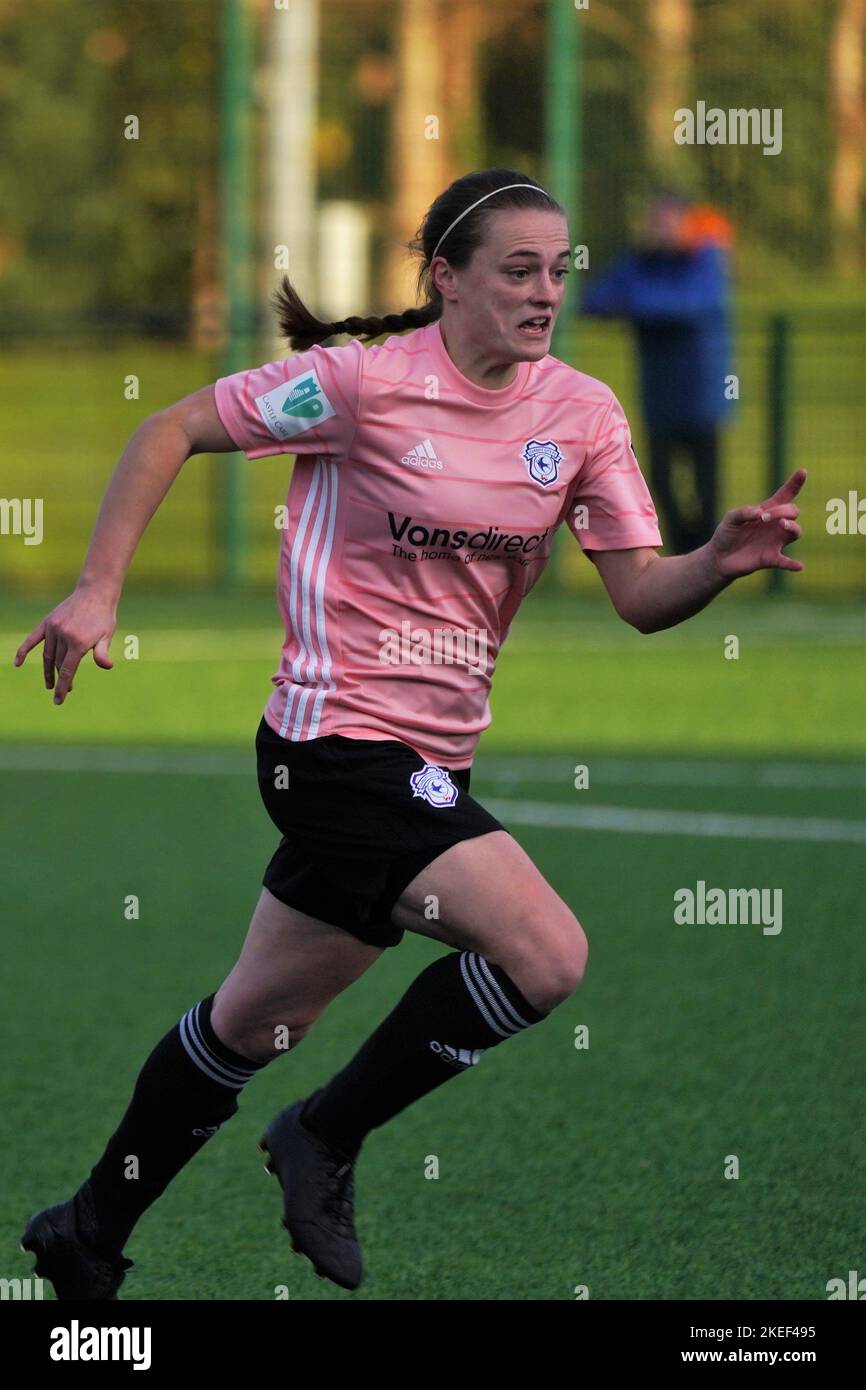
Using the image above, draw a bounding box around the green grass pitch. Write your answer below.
[1,591,863,1299]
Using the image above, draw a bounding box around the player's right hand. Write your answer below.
[13,587,117,705]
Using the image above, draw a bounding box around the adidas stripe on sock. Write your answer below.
[83,993,266,1252]
[301,949,547,1159]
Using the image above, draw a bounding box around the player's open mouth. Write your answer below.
[517,317,550,337]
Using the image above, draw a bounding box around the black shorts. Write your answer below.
[255,716,508,949]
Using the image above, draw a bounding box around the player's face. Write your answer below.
[645,198,687,250]
[436,209,571,364]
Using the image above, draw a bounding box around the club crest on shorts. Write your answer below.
[410,763,459,807]
[522,439,563,487]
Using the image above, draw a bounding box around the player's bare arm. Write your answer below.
[13,386,235,704]
[590,467,806,633]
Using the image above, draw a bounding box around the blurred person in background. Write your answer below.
[583,191,735,554]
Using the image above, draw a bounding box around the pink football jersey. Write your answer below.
[214,319,662,767]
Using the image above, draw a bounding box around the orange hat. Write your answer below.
[680,205,734,249]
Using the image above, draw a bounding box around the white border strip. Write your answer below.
[0,747,862,843]
[482,799,866,845]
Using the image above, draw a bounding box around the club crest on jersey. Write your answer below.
[522,439,563,487]
[410,764,459,807]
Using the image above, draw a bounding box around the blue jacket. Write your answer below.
[582,244,734,430]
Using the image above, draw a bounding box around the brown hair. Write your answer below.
[271,167,563,351]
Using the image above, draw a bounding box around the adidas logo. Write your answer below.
[400,438,444,471]
[429,1039,484,1069]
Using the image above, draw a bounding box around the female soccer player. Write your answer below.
[16,168,805,1298]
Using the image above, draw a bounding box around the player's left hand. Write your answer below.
[708,468,806,579]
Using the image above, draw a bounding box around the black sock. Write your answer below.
[301,950,547,1160]
[80,994,266,1254]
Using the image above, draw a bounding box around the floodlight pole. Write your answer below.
[546,0,582,591]
[219,0,255,589]
[546,0,582,361]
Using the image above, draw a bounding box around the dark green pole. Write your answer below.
[219,0,254,589]
[546,0,582,591]
[546,0,581,364]
[767,314,790,595]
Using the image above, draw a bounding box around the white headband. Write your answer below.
[429,183,552,264]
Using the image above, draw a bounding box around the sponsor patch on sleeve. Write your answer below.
[254,368,337,441]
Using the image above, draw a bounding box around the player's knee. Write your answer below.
[507,916,588,1014]
[539,934,588,1010]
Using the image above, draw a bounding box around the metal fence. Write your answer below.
[0,307,862,598]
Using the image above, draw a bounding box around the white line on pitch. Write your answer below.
[0,745,862,791]
[479,757,866,790]
[0,747,862,843]
[483,799,866,845]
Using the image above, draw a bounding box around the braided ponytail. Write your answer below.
[271,276,439,352]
